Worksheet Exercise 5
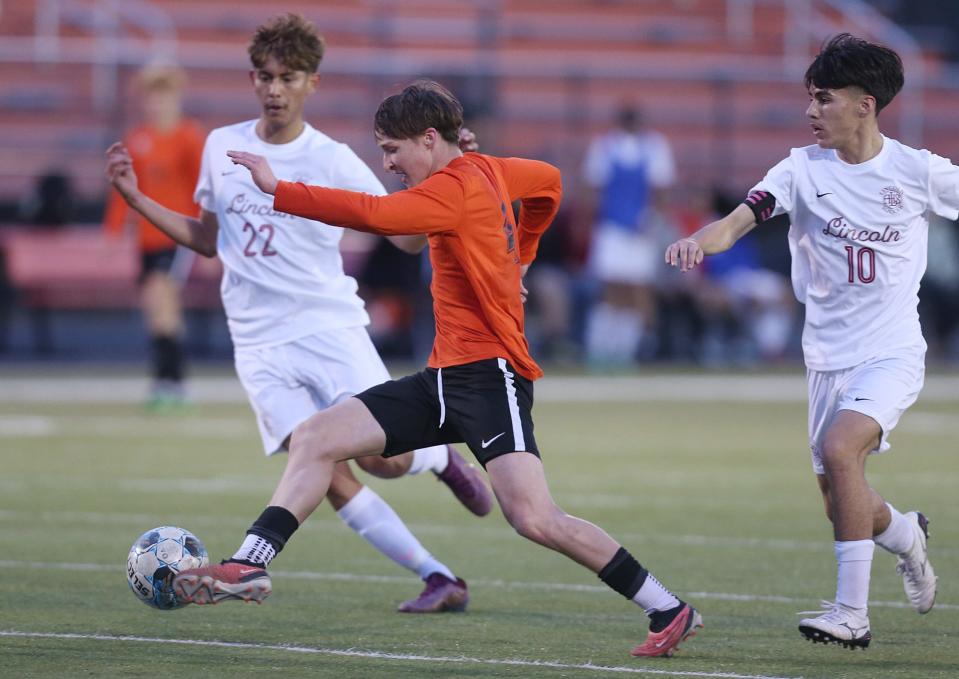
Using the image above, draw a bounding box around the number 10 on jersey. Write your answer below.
[844,245,875,284]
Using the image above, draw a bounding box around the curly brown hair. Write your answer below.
[248,14,325,73]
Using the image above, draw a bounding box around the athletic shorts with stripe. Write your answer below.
[354,357,539,468]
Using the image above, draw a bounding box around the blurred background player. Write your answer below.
[582,104,677,367]
[103,64,204,410]
[666,33,947,649]
[106,13,491,613]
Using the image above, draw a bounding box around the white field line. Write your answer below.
[2,373,958,404]
[0,630,801,679]
[5,509,959,558]
[0,559,955,612]
[0,414,253,439]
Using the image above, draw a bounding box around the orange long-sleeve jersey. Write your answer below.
[274,152,562,381]
[103,120,205,253]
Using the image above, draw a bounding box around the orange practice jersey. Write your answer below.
[274,152,562,380]
[104,120,205,253]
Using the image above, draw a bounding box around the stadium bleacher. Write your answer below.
[1,0,958,359]
[2,0,957,204]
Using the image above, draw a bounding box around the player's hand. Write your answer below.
[665,238,704,272]
[520,263,529,304]
[458,127,479,153]
[226,150,278,195]
[105,142,139,201]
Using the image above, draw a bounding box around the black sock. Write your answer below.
[247,505,300,554]
[597,547,648,599]
[152,335,184,382]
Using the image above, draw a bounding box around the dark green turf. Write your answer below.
[1,381,956,678]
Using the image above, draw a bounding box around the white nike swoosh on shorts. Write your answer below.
[481,432,506,448]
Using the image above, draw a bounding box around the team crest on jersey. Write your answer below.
[880,185,904,214]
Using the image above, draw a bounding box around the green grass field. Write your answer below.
[1,371,957,678]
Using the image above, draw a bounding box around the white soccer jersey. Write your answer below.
[753,136,959,370]
[195,121,385,349]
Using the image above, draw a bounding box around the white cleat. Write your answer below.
[896,511,937,614]
[799,601,871,650]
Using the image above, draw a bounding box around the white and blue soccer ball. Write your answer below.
[126,526,209,610]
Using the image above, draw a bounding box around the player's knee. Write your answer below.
[503,506,558,546]
[290,413,338,463]
[357,454,408,479]
[819,436,859,473]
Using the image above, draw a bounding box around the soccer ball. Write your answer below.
[126,526,209,610]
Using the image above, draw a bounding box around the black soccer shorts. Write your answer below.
[354,357,539,468]
[141,248,178,276]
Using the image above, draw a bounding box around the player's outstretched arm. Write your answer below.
[227,150,278,195]
[665,203,756,272]
[104,142,219,257]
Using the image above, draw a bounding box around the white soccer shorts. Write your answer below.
[234,326,393,455]
[807,347,925,474]
[589,224,659,285]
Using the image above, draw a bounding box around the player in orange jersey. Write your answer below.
[103,64,204,408]
[173,80,702,658]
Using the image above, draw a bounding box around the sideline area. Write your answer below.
[2,367,958,404]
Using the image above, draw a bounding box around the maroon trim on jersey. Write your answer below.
[744,190,776,224]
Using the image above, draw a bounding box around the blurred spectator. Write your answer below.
[102,64,205,410]
[919,214,959,362]
[524,204,580,362]
[581,104,677,367]
[356,233,420,359]
[19,172,75,226]
[694,190,796,364]
[654,186,712,362]
[697,236,796,364]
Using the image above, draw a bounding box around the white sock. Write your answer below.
[407,445,449,475]
[873,503,914,555]
[336,486,456,581]
[232,534,276,567]
[834,539,875,611]
[585,303,621,362]
[632,572,680,615]
[612,308,643,361]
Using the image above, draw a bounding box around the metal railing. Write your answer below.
[33,0,176,112]
[0,0,950,194]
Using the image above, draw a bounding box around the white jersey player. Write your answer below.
[666,33,953,648]
[105,13,491,614]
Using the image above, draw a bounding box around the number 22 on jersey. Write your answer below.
[243,222,279,257]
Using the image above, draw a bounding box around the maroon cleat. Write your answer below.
[398,573,469,613]
[436,446,493,516]
[631,603,703,658]
[173,560,272,605]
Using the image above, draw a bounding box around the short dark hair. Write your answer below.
[616,105,642,132]
[804,33,903,114]
[248,14,325,73]
[374,80,463,144]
